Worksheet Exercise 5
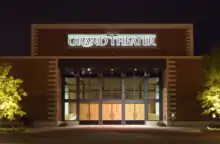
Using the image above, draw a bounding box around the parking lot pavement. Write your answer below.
[0,126,219,143]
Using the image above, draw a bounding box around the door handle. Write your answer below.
[135,113,138,119]
[133,112,138,119]
[109,113,112,119]
[110,113,114,120]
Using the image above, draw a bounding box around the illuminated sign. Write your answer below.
[68,34,157,48]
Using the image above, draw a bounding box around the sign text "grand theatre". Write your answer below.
[68,34,157,48]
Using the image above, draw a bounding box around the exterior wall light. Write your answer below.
[170,112,176,126]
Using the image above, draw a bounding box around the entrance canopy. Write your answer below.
[58,59,166,70]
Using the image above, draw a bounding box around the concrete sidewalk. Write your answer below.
[23,125,203,134]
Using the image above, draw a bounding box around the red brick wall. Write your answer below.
[174,58,212,121]
[0,59,51,121]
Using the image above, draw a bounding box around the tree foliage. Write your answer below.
[197,47,220,118]
[0,63,27,121]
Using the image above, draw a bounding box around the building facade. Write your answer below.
[0,24,211,126]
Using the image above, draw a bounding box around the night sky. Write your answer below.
[0,0,220,56]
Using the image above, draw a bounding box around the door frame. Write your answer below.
[60,70,164,124]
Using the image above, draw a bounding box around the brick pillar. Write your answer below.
[167,59,177,125]
[46,59,59,125]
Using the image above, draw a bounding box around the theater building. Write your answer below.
[0,24,209,126]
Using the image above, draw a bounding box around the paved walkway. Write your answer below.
[1,125,220,143]
[24,125,203,133]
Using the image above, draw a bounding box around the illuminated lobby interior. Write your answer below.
[60,59,164,125]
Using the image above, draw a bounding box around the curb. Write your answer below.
[23,126,203,134]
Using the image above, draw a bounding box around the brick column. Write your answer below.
[167,59,177,125]
[46,59,59,125]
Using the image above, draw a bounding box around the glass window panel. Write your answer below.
[148,91,156,99]
[124,78,145,100]
[102,78,121,100]
[147,77,160,100]
[69,92,77,99]
[68,85,76,91]
[64,102,77,121]
[80,91,99,99]
[155,85,160,99]
[80,78,100,91]
[148,84,156,91]
[125,91,144,100]
[65,78,76,85]
[64,78,77,100]
[79,78,100,100]
[65,92,77,99]
[148,77,158,85]
[65,85,69,92]
[148,100,160,121]
[65,93,69,99]
[65,84,76,92]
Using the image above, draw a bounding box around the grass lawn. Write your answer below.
[0,127,26,133]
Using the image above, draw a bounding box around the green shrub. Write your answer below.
[156,121,167,127]
[0,127,26,133]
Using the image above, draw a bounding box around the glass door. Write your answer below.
[101,68,123,124]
